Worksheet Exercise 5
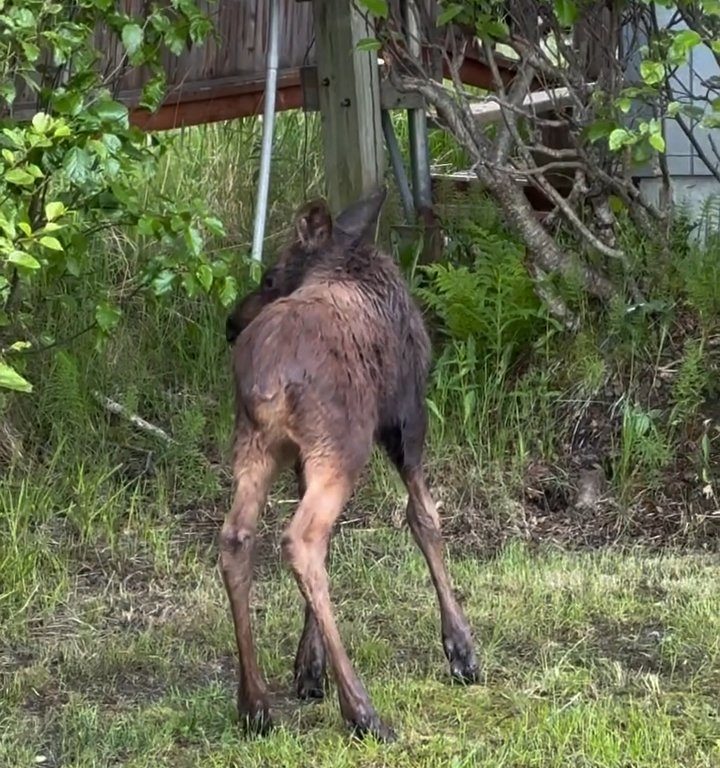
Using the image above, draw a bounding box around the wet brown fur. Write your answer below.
[220,192,479,742]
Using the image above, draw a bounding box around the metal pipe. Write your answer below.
[381,109,415,222]
[251,0,280,266]
[403,0,432,212]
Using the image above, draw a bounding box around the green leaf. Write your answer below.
[195,263,213,292]
[95,301,121,332]
[184,226,203,257]
[616,96,632,114]
[220,276,238,307]
[52,89,83,116]
[39,236,63,251]
[649,132,666,152]
[139,72,166,111]
[437,3,464,26]
[93,99,129,127]
[31,112,52,134]
[21,41,40,62]
[211,260,228,279]
[587,120,616,143]
[0,360,32,393]
[152,269,175,295]
[62,146,92,185]
[6,250,41,269]
[484,20,510,40]
[0,80,16,105]
[679,104,706,120]
[608,195,625,214]
[640,60,665,86]
[554,0,578,26]
[11,7,35,28]
[181,272,200,298]
[164,25,187,56]
[631,141,652,165]
[426,397,444,425]
[669,29,701,62]
[122,23,144,56]
[674,29,702,47]
[608,128,632,151]
[189,16,212,45]
[204,216,225,238]
[712,40,720,54]
[65,256,81,277]
[4,168,36,186]
[357,0,388,18]
[356,37,381,52]
[137,215,159,236]
[53,123,72,138]
[45,201,66,221]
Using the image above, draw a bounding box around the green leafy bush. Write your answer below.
[0,0,236,394]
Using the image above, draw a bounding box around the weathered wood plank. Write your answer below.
[10,1,315,116]
[312,0,385,212]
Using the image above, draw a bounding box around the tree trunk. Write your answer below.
[482,168,616,300]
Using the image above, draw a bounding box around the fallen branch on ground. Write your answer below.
[92,391,175,444]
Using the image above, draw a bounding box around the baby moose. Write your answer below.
[222,188,479,742]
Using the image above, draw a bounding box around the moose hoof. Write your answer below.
[295,663,326,701]
[238,700,273,737]
[348,711,397,743]
[443,635,481,685]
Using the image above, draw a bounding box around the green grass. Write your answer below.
[2,113,719,766]
[2,515,719,767]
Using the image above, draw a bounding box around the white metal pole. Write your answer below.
[251,0,280,266]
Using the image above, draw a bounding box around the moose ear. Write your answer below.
[334,185,388,247]
[295,199,333,249]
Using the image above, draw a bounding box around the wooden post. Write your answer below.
[312,0,385,212]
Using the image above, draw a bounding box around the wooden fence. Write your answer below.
[9,0,528,131]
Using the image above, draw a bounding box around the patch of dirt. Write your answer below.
[588,617,719,690]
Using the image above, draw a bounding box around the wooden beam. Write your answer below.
[301,64,424,111]
[312,0,385,212]
[11,70,306,130]
[130,82,304,131]
[466,85,583,124]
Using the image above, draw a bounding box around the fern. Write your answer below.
[696,193,720,245]
[417,218,545,363]
[678,236,720,325]
[37,351,90,444]
[670,339,709,428]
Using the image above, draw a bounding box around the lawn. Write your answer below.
[2,506,719,768]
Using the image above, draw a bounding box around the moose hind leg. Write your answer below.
[220,433,277,735]
[403,466,479,683]
[294,603,327,700]
[380,422,479,684]
[281,461,395,741]
[291,458,327,700]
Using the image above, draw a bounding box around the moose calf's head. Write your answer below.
[225,187,387,344]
